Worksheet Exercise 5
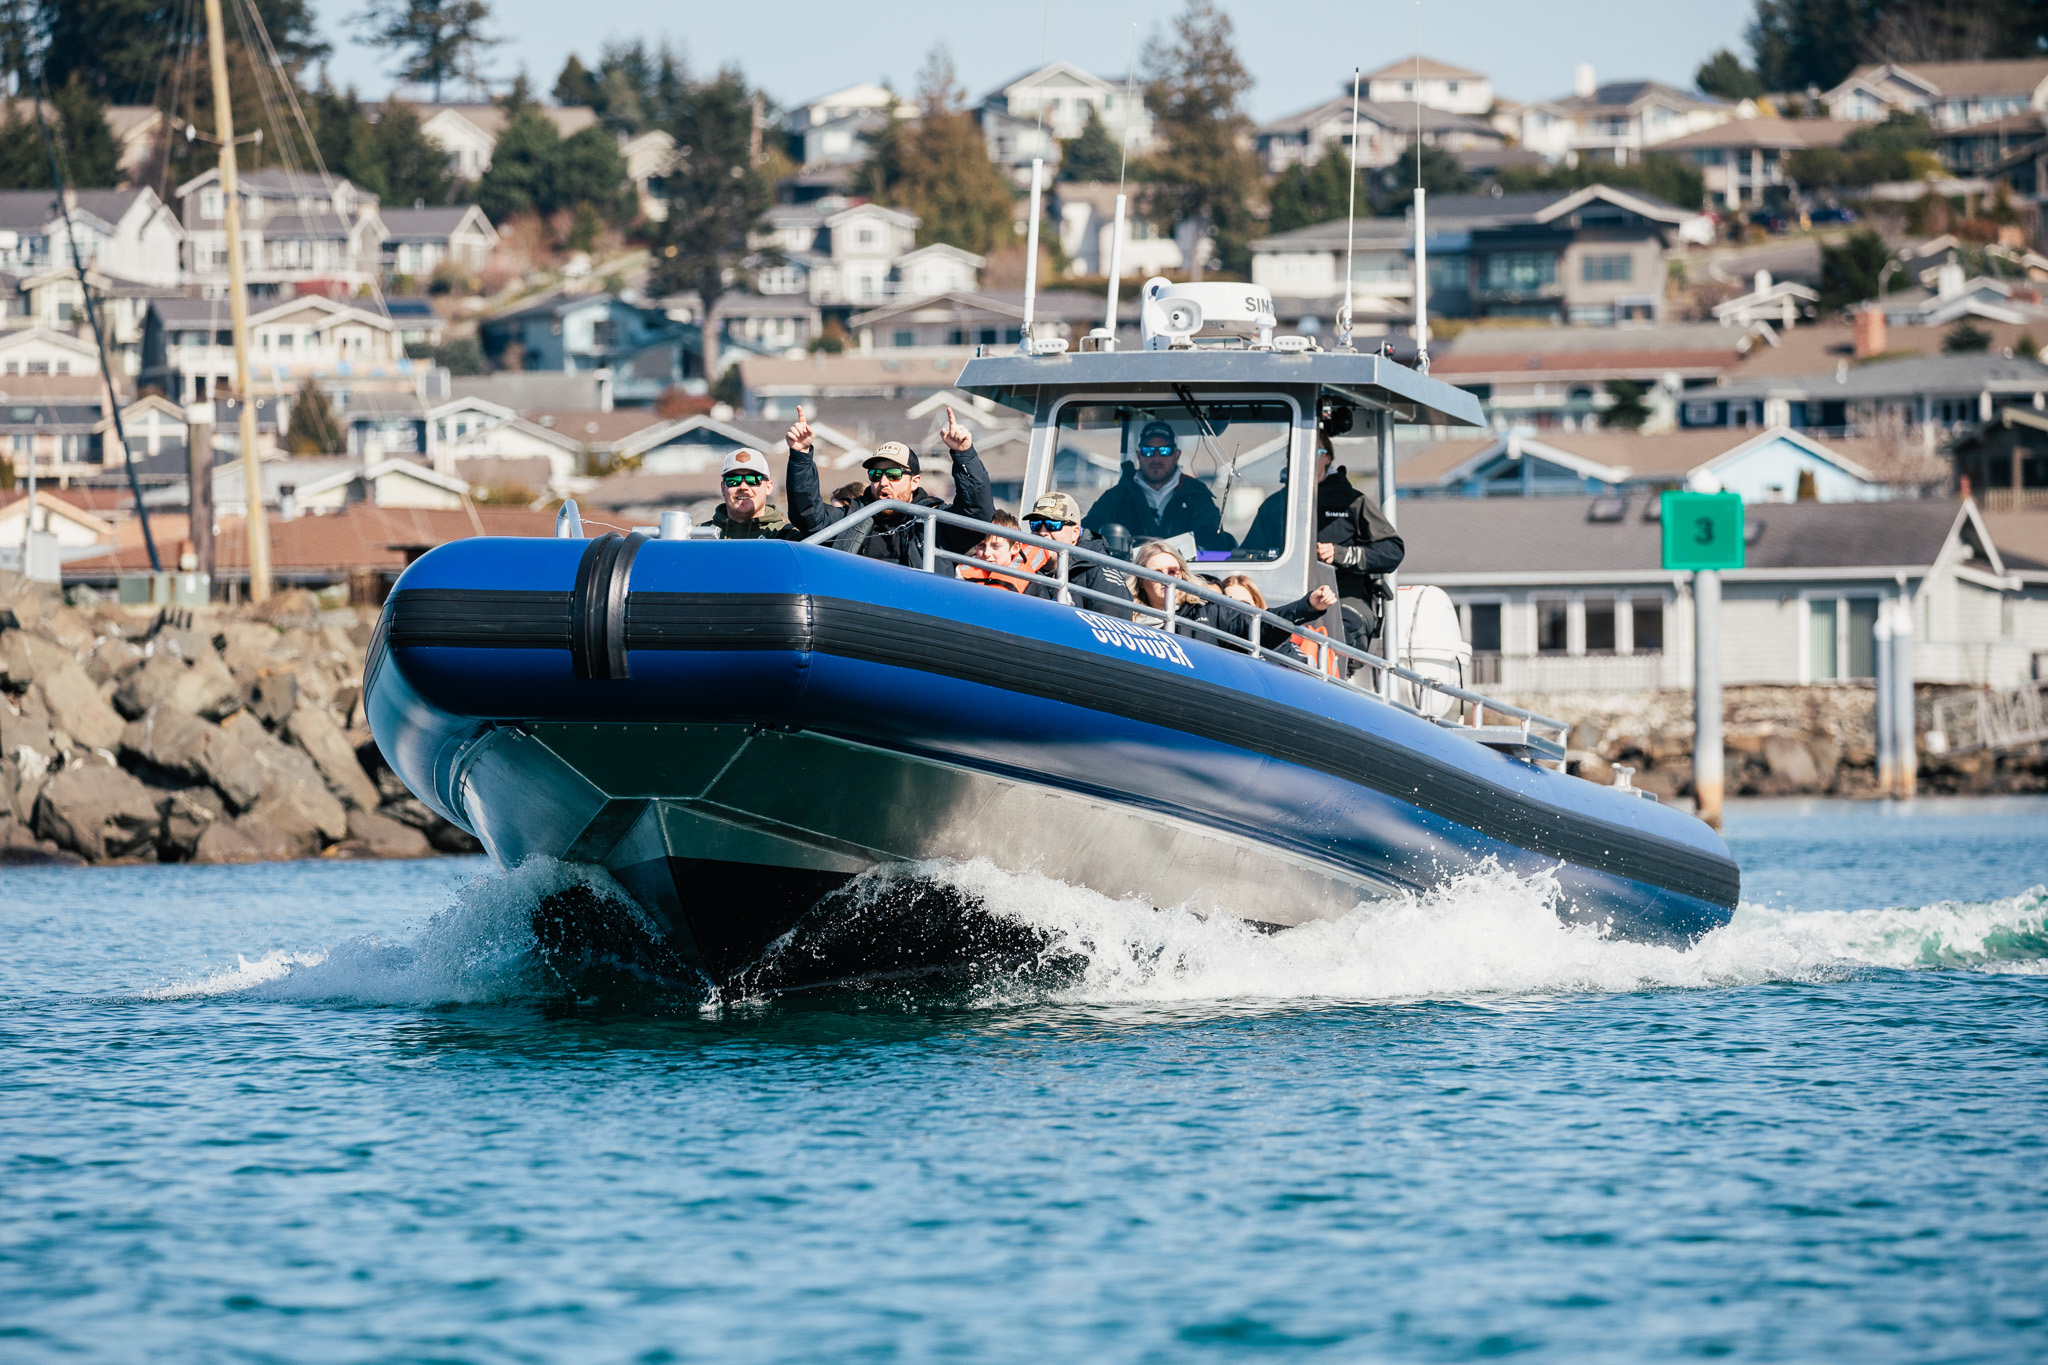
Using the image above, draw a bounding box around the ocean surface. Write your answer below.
[3,796,2046,1363]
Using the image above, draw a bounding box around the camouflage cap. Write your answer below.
[1029,492,1082,523]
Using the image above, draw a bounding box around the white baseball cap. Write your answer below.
[723,448,770,476]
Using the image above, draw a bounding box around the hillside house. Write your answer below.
[175,169,385,298]
[1824,60,2048,128]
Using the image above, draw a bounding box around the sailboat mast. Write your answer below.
[203,0,271,602]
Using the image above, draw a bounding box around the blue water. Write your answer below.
[3,797,2047,1363]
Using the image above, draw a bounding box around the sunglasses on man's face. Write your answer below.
[1026,517,1070,533]
[722,472,766,487]
[1138,445,1178,459]
[867,467,909,482]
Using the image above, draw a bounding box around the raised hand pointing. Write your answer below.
[939,405,971,453]
[785,404,813,453]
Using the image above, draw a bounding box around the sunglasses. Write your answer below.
[867,467,909,481]
[1026,517,1070,533]
[722,472,766,487]
[1145,562,1185,578]
[1138,444,1178,458]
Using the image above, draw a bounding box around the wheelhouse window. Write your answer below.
[1049,399,1296,561]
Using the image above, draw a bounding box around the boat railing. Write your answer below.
[797,498,1569,762]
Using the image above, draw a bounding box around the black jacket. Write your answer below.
[785,442,994,568]
[1023,529,1127,609]
[1243,467,1404,589]
[1080,469,1234,551]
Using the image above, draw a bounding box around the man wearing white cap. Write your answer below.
[710,447,793,540]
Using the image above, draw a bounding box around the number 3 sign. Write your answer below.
[1661,491,1745,572]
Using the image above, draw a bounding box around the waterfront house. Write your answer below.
[1398,495,2046,692]
[1823,59,2048,128]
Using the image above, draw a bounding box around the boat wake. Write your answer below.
[150,857,2048,1010]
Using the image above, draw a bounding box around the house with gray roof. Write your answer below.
[173,169,385,298]
[1254,88,1503,176]
[378,204,496,282]
[1679,352,2048,438]
[1399,495,2044,692]
[1499,72,1741,165]
[1249,184,1696,327]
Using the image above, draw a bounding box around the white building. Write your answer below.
[1825,59,2048,129]
[751,200,962,306]
[378,204,499,280]
[1362,56,1494,115]
[1254,92,1506,176]
[785,84,919,168]
[1499,69,1742,165]
[414,103,600,180]
[143,293,407,405]
[0,188,185,288]
[175,169,386,298]
[978,62,1156,177]
[1052,182,1189,278]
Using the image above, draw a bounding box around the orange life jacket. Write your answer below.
[1289,622,1344,679]
[957,561,1031,593]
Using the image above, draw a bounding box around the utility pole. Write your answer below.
[203,0,271,602]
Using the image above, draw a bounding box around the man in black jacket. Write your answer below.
[784,405,993,568]
[1244,436,1403,649]
[1079,420,1233,551]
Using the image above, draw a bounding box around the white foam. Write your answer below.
[150,858,630,1005]
[152,855,2048,1009]
[939,860,2048,1006]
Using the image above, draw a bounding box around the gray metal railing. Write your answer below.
[799,498,1569,762]
[1930,678,2048,756]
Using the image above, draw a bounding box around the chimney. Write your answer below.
[1753,269,1771,295]
[1574,64,1597,99]
[1853,306,1887,359]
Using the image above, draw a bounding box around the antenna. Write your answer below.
[1340,67,1361,353]
[1101,24,1139,349]
[1412,16,1430,373]
[1019,158,1043,353]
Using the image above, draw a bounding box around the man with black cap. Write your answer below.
[709,447,794,539]
[1080,420,1229,550]
[783,404,993,568]
[1244,432,1403,654]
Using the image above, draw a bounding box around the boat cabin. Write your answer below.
[955,281,1486,605]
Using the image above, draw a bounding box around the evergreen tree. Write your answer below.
[0,77,120,189]
[284,379,345,454]
[41,0,327,104]
[551,123,632,222]
[553,54,599,109]
[1748,0,1877,92]
[308,79,385,196]
[2017,331,2040,359]
[373,102,455,204]
[1943,320,1992,354]
[857,47,1016,256]
[1496,154,1705,211]
[1058,104,1122,182]
[1376,141,1474,215]
[1603,380,1651,431]
[1695,49,1764,101]
[356,0,499,102]
[1139,0,1263,277]
[1266,147,1358,234]
[649,65,772,307]
[1818,229,1892,311]
[475,103,558,220]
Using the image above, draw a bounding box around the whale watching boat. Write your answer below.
[365,274,1739,993]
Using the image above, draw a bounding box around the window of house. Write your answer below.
[1535,598,1569,654]
[1467,602,1502,653]
[1631,599,1664,653]
[1808,595,1880,680]
[977,327,999,345]
[893,329,915,347]
[201,189,223,218]
[1482,252,1557,290]
[1584,597,1617,653]
[858,229,876,246]
[1581,254,1633,282]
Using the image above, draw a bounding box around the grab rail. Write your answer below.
[798,498,1569,760]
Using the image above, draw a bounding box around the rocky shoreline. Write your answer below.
[1506,685,2048,801]
[2,572,478,867]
